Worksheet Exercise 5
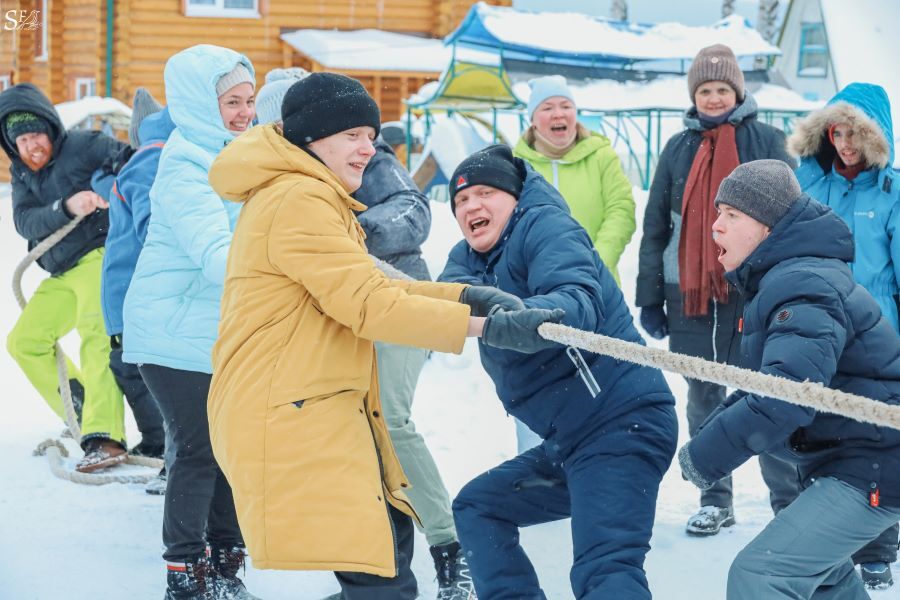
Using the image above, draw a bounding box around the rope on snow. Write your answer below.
[14,216,163,485]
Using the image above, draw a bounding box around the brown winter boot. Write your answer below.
[75,438,128,473]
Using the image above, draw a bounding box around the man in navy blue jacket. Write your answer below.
[439,145,677,600]
[679,160,900,599]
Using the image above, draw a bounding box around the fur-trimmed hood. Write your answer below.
[788,83,893,170]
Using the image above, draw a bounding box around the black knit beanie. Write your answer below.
[449,145,525,214]
[3,111,50,148]
[281,73,381,147]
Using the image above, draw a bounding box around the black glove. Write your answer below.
[481,307,565,354]
[640,305,668,340]
[678,444,715,490]
[460,285,526,317]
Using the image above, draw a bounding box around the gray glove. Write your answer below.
[460,285,526,317]
[481,307,565,354]
[678,444,716,490]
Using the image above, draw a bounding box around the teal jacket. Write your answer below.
[789,83,900,331]
[123,45,254,373]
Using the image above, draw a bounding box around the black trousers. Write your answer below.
[109,338,165,449]
[335,504,417,600]
[139,363,242,561]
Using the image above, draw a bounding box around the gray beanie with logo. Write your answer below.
[715,160,802,228]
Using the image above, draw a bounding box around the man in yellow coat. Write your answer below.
[207,72,563,599]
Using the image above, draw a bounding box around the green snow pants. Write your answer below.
[7,248,125,445]
[375,341,457,547]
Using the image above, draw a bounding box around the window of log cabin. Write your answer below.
[184,0,261,18]
[34,0,48,61]
[74,77,96,100]
[0,76,10,91]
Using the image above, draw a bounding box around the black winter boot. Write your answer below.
[165,556,213,600]
[209,545,260,599]
[430,541,477,600]
[131,440,165,458]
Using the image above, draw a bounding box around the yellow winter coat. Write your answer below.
[207,124,470,576]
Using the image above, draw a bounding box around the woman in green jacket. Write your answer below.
[514,75,636,286]
[512,75,636,452]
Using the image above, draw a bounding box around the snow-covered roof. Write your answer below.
[280,29,498,73]
[513,76,823,113]
[820,0,900,156]
[445,2,782,66]
[410,76,822,114]
[55,96,131,130]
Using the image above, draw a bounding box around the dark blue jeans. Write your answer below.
[453,404,676,600]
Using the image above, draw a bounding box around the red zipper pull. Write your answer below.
[870,488,880,507]
[738,317,743,333]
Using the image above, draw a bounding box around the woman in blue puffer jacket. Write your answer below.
[122,44,259,600]
[788,82,900,588]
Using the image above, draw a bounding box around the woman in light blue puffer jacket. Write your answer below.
[787,81,900,590]
[122,44,259,599]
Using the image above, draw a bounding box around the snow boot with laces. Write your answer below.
[145,466,167,496]
[861,561,894,590]
[431,541,477,600]
[209,545,260,599]
[165,556,213,600]
[75,437,128,473]
[685,505,735,536]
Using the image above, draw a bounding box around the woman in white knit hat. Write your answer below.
[511,75,637,453]
[514,75,636,285]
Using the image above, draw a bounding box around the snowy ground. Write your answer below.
[0,181,897,599]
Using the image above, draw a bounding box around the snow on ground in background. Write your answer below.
[820,0,900,167]
[0,181,897,599]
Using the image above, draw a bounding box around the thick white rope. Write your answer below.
[375,254,900,429]
[14,216,163,484]
[539,322,900,431]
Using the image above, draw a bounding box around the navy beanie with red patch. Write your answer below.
[449,144,525,214]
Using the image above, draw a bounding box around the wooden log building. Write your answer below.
[0,0,509,178]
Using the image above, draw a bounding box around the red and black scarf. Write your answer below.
[678,124,739,316]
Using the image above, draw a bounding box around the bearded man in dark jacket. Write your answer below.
[679,160,900,600]
[0,83,132,472]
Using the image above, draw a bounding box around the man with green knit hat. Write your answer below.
[0,82,132,472]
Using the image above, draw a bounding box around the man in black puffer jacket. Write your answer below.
[679,160,900,600]
[0,83,132,472]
